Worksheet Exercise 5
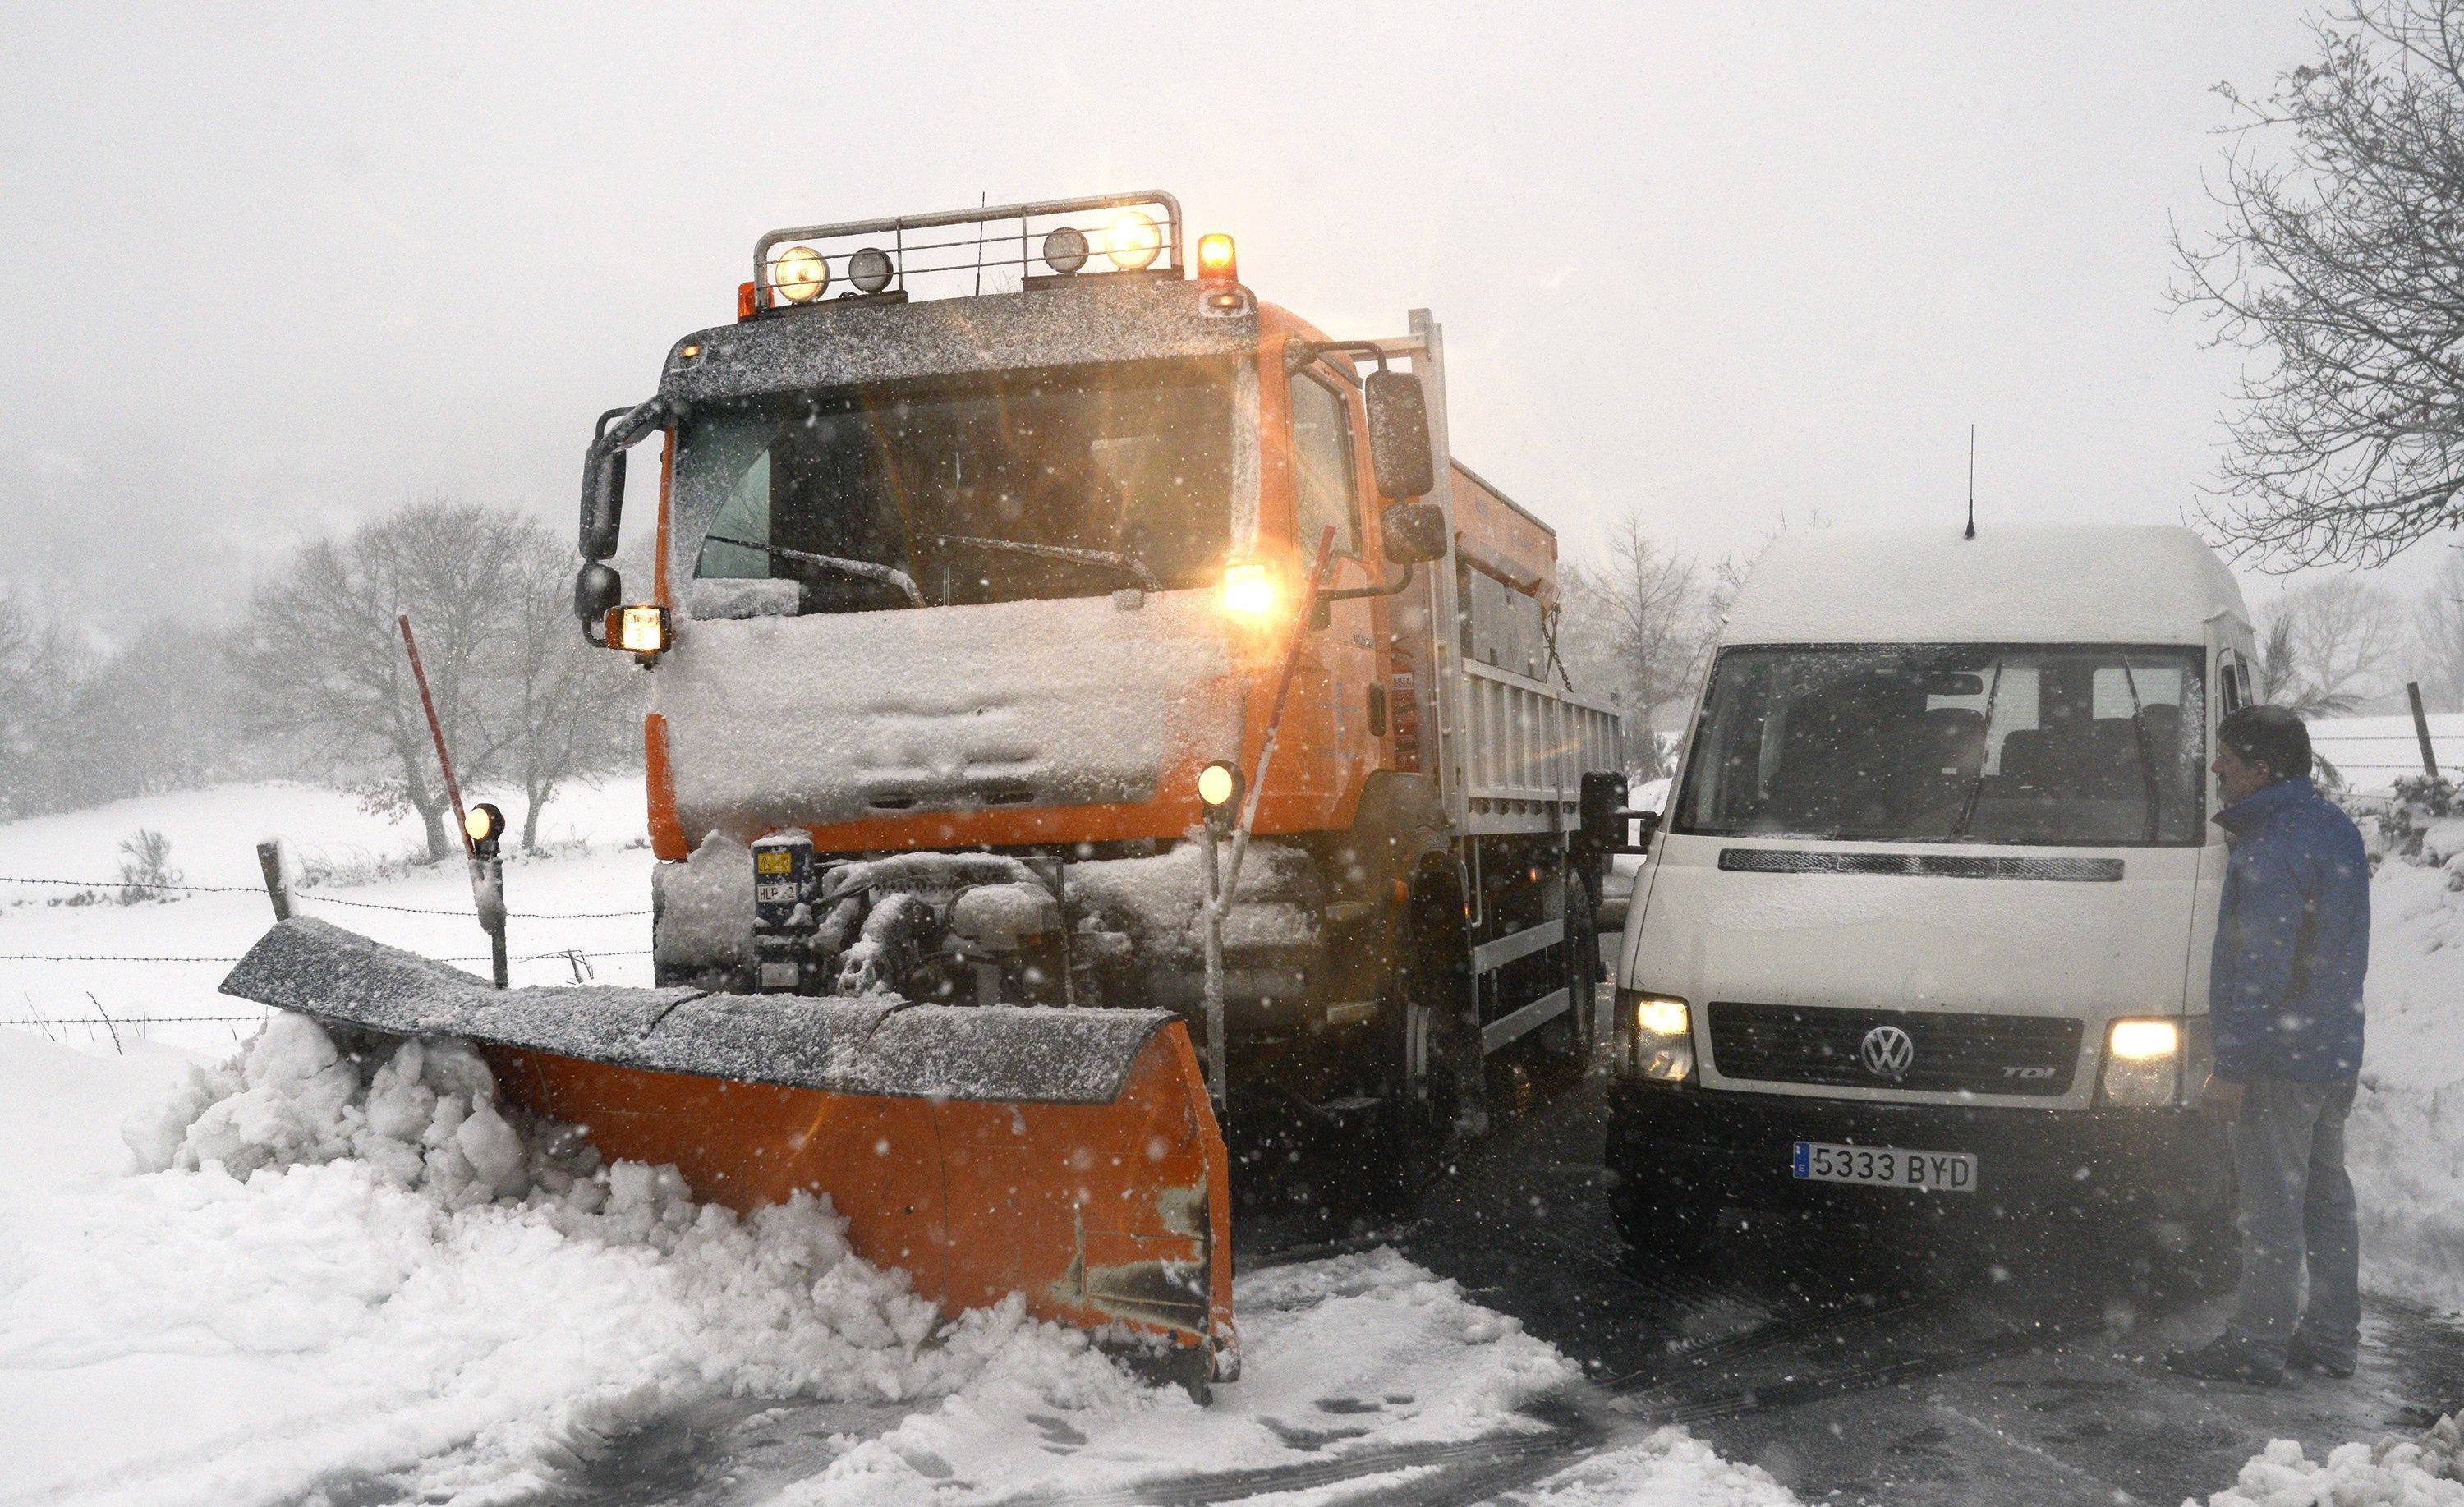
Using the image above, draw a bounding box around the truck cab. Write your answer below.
[1605,525,2250,1249]
[572,192,1619,1188]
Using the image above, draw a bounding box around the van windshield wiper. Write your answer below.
[2117,658,2162,843]
[922,534,1160,592]
[705,535,924,607]
[1949,657,2007,840]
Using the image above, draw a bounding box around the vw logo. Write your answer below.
[1859,1024,1915,1080]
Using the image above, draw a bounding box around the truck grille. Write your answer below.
[1704,1002,2082,1096]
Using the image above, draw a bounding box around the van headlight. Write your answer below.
[1620,990,1694,1082]
[2099,1018,2181,1106]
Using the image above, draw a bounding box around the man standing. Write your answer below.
[2168,705,2370,1387]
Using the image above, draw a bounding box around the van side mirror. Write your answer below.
[1364,369,1436,500]
[1381,501,1448,566]
[574,561,622,633]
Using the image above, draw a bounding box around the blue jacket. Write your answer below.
[2209,776,2369,1082]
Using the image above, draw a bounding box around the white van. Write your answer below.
[1604,525,2252,1251]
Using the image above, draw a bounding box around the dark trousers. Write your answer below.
[2227,1074,2361,1369]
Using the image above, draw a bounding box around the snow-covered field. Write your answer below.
[0,782,1794,1506]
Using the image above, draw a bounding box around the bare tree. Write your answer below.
[2257,575,2403,714]
[0,593,91,819]
[229,502,531,860]
[1557,512,1716,771]
[2412,548,2464,709]
[499,529,638,851]
[2171,0,2464,566]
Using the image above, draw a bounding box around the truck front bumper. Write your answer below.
[1603,1078,2230,1219]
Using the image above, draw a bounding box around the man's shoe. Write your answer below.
[2165,1335,2283,1386]
[2284,1333,2357,1379]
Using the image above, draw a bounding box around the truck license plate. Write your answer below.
[1791,1141,1976,1192]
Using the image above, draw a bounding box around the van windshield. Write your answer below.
[1672,644,2207,847]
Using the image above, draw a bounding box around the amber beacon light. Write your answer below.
[1196,233,1237,283]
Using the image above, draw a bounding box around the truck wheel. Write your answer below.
[1370,891,1468,1215]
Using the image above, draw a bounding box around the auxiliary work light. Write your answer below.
[1198,761,1242,812]
[1107,210,1161,272]
[1195,233,1237,282]
[1219,563,1279,623]
[774,246,829,303]
[847,246,895,294]
[1041,226,1090,275]
[464,802,507,850]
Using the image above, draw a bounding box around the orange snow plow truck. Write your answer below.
[221,191,1622,1391]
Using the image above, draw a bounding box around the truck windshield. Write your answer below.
[1672,644,2207,847]
[676,357,1236,613]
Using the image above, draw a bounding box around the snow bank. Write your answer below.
[1506,1429,1800,1505]
[2347,861,2464,1314]
[2,1016,1137,1505]
[772,1247,1586,1505]
[2191,1415,2464,1507]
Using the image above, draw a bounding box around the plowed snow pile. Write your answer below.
[0,1017,1141,1505]
[2192,1415,2464,1507]
[0,1013,1791,1506]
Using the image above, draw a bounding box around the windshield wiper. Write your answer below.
[705,535,924,607]
[922,534,1160,592]
[1949,658,2008,840]
[2117,658,2163,843]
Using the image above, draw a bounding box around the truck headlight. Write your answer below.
[2100,1017,2181,1106]
[1620,990,1694,1082]
[1220,563,1280,623]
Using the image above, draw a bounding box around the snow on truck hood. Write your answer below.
[1722,525,2249,646]
[655,587,1242,836]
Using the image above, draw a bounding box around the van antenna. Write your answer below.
[1963,425,1977,540]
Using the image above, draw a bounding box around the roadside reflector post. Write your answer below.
[255,839,291,921]
[2409,680,2439,779]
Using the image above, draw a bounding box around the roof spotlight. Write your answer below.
[1042,226,1090,275]
[1106,210,1161,272]
[847,246,894,294]
[774,246,829,303]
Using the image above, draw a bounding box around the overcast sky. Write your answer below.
[0,1,2407,634]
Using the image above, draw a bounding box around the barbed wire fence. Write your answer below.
[0,863,655,1046]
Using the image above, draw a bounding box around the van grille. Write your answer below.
[1704,1002,2082,1096]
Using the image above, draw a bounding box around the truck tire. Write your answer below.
[1369,887,1469,1215]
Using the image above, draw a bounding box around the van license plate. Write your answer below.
[1791,1141,1976,1192]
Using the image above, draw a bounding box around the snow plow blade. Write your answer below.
[220,917,1237,1382]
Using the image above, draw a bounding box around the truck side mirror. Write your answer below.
[1381,501,1449,566]
[1579,771,1628,851]
[580,445,626,563]
[1578,770,1662,855]
[1364,369,1435,500]
[574,561,622,632]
